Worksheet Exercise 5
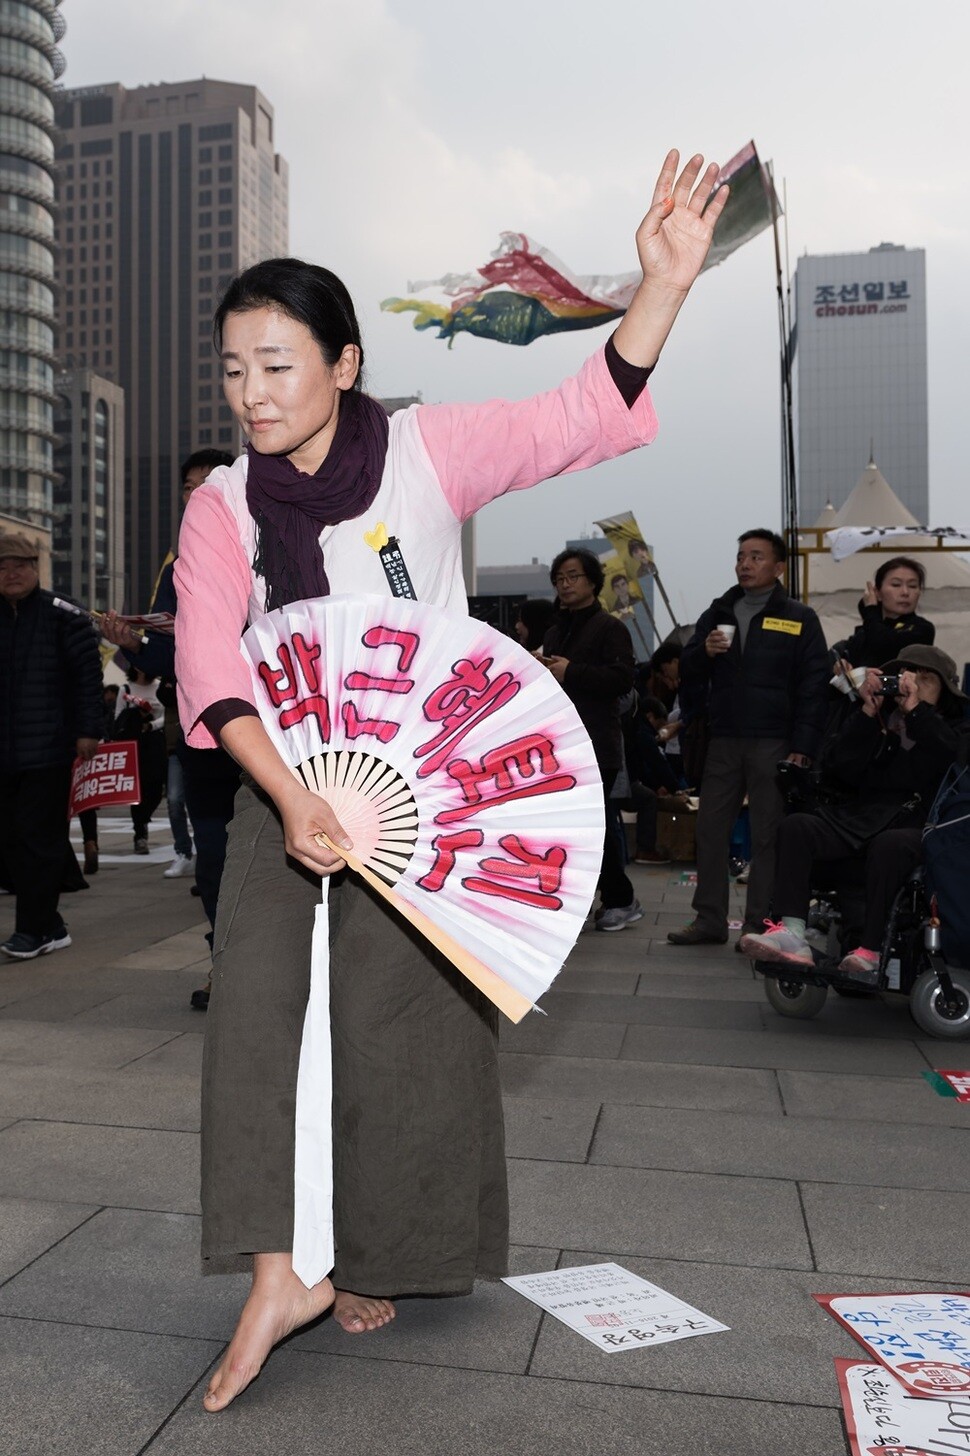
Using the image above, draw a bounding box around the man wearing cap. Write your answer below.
[0,533,103,959]
[741,644,969,982]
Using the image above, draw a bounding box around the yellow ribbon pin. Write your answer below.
[364,522,389,552]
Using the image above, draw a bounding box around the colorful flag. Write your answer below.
[383,142,779,347]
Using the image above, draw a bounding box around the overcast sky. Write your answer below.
[63,0,967,622]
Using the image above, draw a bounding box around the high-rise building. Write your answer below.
[794,244,928,525]
[53,78,288,606]
[52,369,124,611]
[0,0,65,529]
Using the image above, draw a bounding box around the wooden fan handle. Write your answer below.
[315,832,534,1024]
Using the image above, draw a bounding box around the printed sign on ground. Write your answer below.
[503,1263,729,1354]
[934,1071,970,1102]
[818,1293,970,1398]
[838,1358,970,1455]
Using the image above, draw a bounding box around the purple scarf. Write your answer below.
[245,389,390,611]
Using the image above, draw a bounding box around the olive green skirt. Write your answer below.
[200,782,508,1293]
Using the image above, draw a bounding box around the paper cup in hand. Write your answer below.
[719,624,736,646]
[830,666,866,695]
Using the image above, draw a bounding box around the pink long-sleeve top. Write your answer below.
[175,343,658,748]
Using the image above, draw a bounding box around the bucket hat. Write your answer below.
[880,644,968,701]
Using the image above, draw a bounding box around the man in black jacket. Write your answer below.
[542,548,641,931]
[0,533,103,959]
[669,529,829,947]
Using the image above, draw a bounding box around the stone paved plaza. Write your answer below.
[1,819,968,1454]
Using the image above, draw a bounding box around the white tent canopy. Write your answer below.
[800,457,970,669]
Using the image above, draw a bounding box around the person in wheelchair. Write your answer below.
[740,645,969,983]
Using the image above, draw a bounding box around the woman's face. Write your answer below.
[220,306,359,474]
[877,566,922,617]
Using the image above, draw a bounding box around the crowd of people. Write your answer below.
[519,529,967,990]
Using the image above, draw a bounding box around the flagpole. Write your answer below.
[645,561,680,631]
[767,163,800,599]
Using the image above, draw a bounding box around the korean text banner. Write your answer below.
[68,742,141,817]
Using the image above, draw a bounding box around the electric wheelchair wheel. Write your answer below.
[910,967,970,1039]
[764,974,828,1020]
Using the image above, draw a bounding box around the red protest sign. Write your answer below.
[936,1070,970,1102]
[68,741,141,816]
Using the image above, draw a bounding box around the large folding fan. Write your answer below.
[241,594,605,1283]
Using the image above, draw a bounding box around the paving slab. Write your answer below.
[71,992,209,1033]
[0,1062,199,1131]
[499,1052,782,1114]
[0,1018,180,1070]
[125,1031,205,1075]
[541,990,763,1031]
[0,1196,99,1283]
[758,992,920,1040]
[620,1023,932,1074]
[527,1250,911,1405]
[0,1121,200,1213]
[0,985,145,1022]
[635,973,766,1002]
[779,1068,970,1127]
[293,1245,554,1373]
[590,1103,970,1192]
[0,1316,219,1456]
[145,1349,843,1456]
[500,1017,626,1059]
[0,1207,249,1338]
[508,1160,812,1269]
[502,1096,599,1162]
[553,969,641,995]
[111,924,211,971]
[801,1182,970,1283]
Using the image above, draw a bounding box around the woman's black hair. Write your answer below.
[213,258,364,389]
[874,555,926,591]
[515,597,557,651]
[549,547,605,595]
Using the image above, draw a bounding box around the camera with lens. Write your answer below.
[775,758,816,808]
[876,672,901,697]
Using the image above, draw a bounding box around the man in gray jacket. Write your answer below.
[669,529,829,948]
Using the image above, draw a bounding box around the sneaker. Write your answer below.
[163,853,196,879]
[667,920,728,946]
[133,837,149,855]
[729,856,746,877]
[838,948,880,984]
[595,900,645,932]
[633,850,670,866]
[190,980,211,1011]
[51,918,71,951]
[735,918,765,952]
[740,921,813,966]
[2,931,55,960]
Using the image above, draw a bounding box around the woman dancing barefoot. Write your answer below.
[175,148,727,1411]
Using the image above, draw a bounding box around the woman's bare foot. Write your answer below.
[204,1252,335,1412]
[332,1288,396,1334]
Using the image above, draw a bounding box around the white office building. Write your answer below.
[794,244,927,526]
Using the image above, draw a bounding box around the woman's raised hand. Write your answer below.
[635,150,728,297]
[613,150,730,368]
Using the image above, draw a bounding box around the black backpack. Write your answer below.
[922,735,970,968]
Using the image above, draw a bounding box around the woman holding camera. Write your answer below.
[740,645,967,980]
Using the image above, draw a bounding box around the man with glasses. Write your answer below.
[542,548,642,931]
[0,533,103,959]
